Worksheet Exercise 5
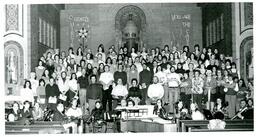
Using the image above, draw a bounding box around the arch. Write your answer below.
[115,5,146,31]
[239,36,253,84]
[4,41,24,88]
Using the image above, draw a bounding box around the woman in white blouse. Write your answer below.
[67,73,79,104]
[112,78,128,109]
[154,65,167,85]
[66,98,82,119]
[20,80,34,105]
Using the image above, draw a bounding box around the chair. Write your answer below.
[92,119,107,133]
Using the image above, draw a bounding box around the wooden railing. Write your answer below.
[5,121,71,134]
[177,119,254,132]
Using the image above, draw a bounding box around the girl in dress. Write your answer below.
[35,60,45,80]
[32,102,43,120]
[20,81,34,104]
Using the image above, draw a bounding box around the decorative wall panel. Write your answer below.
[4,4,23,37]
[239,3,253,34]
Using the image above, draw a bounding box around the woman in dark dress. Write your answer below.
[91,101,106,133]
[127,78,142,105]
[20,101,33,120]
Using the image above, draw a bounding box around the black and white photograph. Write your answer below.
[1,0,254,135]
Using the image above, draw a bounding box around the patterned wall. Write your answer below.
[244,3,253,26]
[5,4,23,37]
[6,5,19,31]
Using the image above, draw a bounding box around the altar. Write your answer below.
[126,118,177,132]
[115,105,177,132]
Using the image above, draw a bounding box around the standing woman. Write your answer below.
[67,73,79,106]
[20,80,34,105]
[57,72,70,107]
[36,79,46,104]
[99,65,114,111]
[203,70,217,111]
[236,79,247,111]
[86,63,93,76]
[127,64,139,87]
[35,60,45,80]
[223,74,237,118]
[76,47,83,65]
[98,63,105,76]
[216,69,225,102]
[179,72,192,108]
[42,69,50,85]
[45,77,60,110]
[191,70,204,110]
[247,80,254,99]
[86,53,94,65]
[29,72,39,102]
[96,44,106,62]
[90,67,100,83]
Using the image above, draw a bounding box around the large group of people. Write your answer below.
[6,43,254,132]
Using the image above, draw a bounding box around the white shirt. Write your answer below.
[68,79,78,91]
[57,78,70,93]
[154,71,167,84]
[147,83,164,99]
[20,88,34,103]
[111,85,128,97]
[166,72,181,87]
[131,52,138,60]
[86,59,93,65]
[163,69,171,75]
[76,71,82,78]
[99,72,114,90]
[141,52,147,59]
[191,111,205,120]
[30,79,39,96]
[135,62,143,73]
[66,107,82,118]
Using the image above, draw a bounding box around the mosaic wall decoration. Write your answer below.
[6,4,19,31]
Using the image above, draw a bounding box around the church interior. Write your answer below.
[1,2,254,134]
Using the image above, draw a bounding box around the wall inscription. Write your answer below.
[170,13,192,47]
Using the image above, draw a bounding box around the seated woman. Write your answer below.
[52,102,78,133]
[174,100,190,120]
[212,98,229,119]
[190,103,205,120]
[127,78,142,106]
[127,100,135,107]
[111,78,128,109]
[7,102,22,122]
[91,101,107,133]
[153,99,169,120]
[52,102,67,121]
[32,102,43,121]
[66,98,83,121]
[20,101,33,119]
